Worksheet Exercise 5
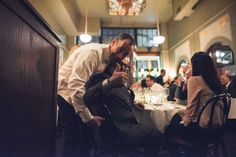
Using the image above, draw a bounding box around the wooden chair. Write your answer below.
[92,104,143,157]
[168,93,231,157]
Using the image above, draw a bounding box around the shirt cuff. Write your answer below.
[102,79,112,93]
[78,107,93,123]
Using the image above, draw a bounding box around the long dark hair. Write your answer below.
[191,51,222,94]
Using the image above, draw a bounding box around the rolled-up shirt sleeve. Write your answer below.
[68,51,99,122]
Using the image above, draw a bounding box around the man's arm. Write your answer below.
[84,80,107,106]
[68,51,100,123]
[84,64,128,106]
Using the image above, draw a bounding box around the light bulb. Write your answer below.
[153,35,165,44]
[80,34,92,43]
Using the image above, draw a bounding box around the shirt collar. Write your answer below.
[102,44,110,64]
[226,81,231,88]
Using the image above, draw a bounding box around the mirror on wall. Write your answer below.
[177,59,190,78]
[133,56,160,82]
[207,42,234,67]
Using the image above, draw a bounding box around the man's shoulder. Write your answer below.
[86,72,109,89]
[76,43,106,53]
[156,75,162,80]
[153,83,163,88]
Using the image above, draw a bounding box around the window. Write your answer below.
[102,28,135,44]
[137,28,157,47]
[76,27,160,48]
[134,56,160,81]
[102,28,158,48]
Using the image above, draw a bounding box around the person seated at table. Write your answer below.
[165,51,223,140]
[156,69,166,86]
[175,64,192,105]
[221,70,236,98]
[146,75,164,93]
[141,78,147,89]
[84,62,162,157]
[167,76,178,101]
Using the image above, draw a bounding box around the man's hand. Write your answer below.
[108,63,127,88]
[177,109,185,117]
[86,116,105,129]
[134,102,145,110]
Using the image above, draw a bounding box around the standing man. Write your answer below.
[57,33,135,157]
[156,69,166,86]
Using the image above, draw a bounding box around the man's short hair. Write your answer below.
[161,69,166,73]
[115,33,135,46]
[146,75,155,81]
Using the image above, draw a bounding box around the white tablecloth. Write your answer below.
[133,103,186,133]
[228,98,236,119]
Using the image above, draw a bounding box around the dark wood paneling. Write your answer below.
[0,1,60,157]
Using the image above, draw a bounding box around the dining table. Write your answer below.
[133,102,186,133]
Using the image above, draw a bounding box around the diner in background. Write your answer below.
[156,69,166,86]
[221,70,236,98]
[57,33,135,157]
[175,64,192,105]
[146,75,164,93]
[167,76,178,101]
[165,51,223,140]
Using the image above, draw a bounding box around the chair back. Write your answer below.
[95,103,119,145]
[197,93,231,130]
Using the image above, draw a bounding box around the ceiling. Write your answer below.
[28,0,173,36]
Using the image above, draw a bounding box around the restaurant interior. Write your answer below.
[1,0,236,157]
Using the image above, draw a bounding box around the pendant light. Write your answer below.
[154,14,165,45]
[80,0,92,43]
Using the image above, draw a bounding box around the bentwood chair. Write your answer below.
[168,93,231,157]
[92,103,143,157]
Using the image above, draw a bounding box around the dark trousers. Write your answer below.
[165,113,209,147]
[57,95,94,157]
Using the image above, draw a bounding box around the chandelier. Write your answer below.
[109,0,146,16]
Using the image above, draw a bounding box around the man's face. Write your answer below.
[184,68,192,79]
[146,78,154,88]
[221,74,230,86]
[161,71,166,77]
[109,39,133,63]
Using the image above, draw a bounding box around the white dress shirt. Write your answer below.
[150,83,164,93]
[58,43,110,122]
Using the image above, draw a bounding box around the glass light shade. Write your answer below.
[80,34,92,43]
[153,35,165,44]
[108,0,146,16]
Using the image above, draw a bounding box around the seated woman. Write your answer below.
[84,62,162,157]
[165,51,223,140]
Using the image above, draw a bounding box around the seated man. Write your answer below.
[84,62,162,157]
[146,75,164,93]
[156,69,166,86]
[221,70,236,98]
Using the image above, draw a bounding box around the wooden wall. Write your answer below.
[0,0,60,157]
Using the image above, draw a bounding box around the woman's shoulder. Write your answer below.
[188,76,205,87]
[188,76,213,92]
[188,75,203,82]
